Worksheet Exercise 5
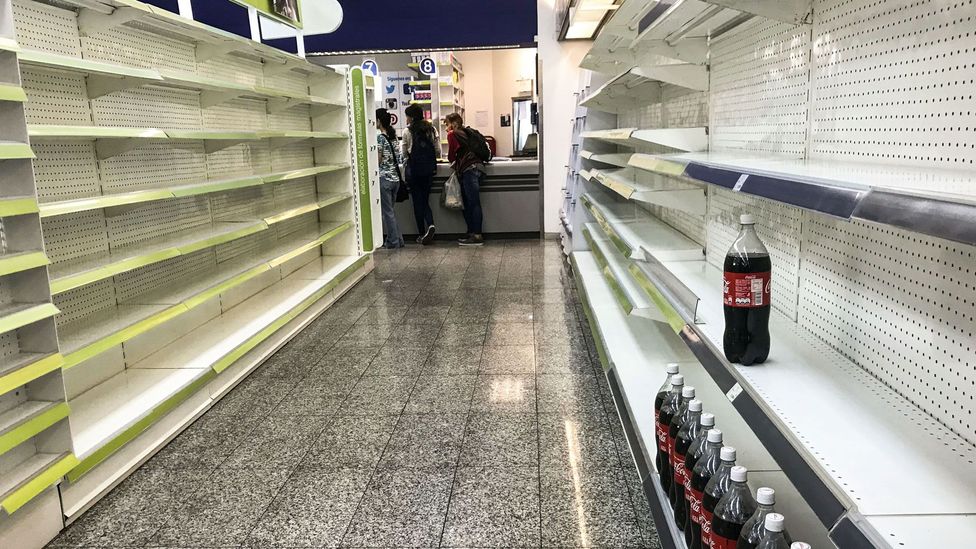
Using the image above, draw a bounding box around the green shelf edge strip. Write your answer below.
[51,223,268,295]
[581,195,632,258]
[0,304,59,335]
[61,224,351,368]
[0,354,63,396]
[601,265,634,316]
[0,84,27,103]
[263,164,349,183]
[0,197,38,217]
[627,264,687,334]
[0,143,34,160]
[66,372,215,483]
[68,254,371,481]
[2,453,78,515]
[351,68,373,252]
[62,304,189,370]
[0,252,49,278]
[39,190,173,218]
[0,402,70,457]
[571,254,611,372]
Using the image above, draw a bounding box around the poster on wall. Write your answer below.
[231,0,302,27]
[380,71,413,133]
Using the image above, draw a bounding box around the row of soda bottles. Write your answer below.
[655,365,811,549]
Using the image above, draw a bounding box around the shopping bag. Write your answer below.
[441,172,464,210]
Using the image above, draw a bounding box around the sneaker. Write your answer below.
[458,235,484,247]
[416,236,424,244]
[421,225,436,245]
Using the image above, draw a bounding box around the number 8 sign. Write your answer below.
[419,58,436,76]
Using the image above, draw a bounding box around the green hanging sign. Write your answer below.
[350,67,373,252]
[231,0,303,28]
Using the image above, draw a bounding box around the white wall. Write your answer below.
[537,0,589,234]
[454,50,495,136]
[491,48,537,156]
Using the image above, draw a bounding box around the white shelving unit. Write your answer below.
[567,0,976,547]
[0,0,378,544]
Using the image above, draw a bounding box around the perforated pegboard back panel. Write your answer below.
[53,279,115,325]
[91,87,202,129]
[272,142,315,172]
[709,18,810,157]
[215,229,275,264]
[11,0,80,56]
[100,145,206,193]
[275,212,316,239]
[274,178,316,207]
[212,185,273,222]
[706,189,803,321]
[32,143,100,201]
[81,26,196,74]
[270,71,310,96]
[207,143,271,179]
[42,210,108,264]
[810,0,976,167]
[197,56,264,87]
[106,196,211,249]
[202,98,267,131]
[115,248,215,302]
[268,106,312,131]
[21,69,92,125]
[799,214,976,445]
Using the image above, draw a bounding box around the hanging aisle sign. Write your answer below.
[232,0,303,28]
[362,59,379,77]
[418,57,436,76]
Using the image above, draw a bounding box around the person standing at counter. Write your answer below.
[375,109,404,249]
[445,113,485,246]
[402,104,438,245]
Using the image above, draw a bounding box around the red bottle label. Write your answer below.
[689,487,704,525]
[723,271,771,308]
[671,446,686,487]
[711,535,738,549]
[656,422,668,454]
[684,474,694,501]
[701,507,715,546]
[666,433,676,465]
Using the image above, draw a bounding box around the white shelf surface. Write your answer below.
[580,190,703,262]
[0,452,68,502]
[587,167,706,215]
[580,223,658,321]
[0,400,59,437]
[580,66,707,114]
[580,150,633,167]
[69,253,363,459]
[581,127,707,152]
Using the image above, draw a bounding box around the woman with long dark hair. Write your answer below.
[376,109,404,249]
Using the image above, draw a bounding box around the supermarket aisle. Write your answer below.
[49,240,660,548]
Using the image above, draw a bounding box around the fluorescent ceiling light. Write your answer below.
[563,0,618,40]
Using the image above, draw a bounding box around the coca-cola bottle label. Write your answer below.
[684,475,694,501]
[671,447,685,487]
[701,508,715,546]
[710,535,737,549]
[689,487,704,525]
[656,423,668,454]
[723,271,771,308]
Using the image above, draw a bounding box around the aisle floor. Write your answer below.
[50,240,660,548]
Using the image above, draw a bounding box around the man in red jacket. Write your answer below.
[444,113,485,246]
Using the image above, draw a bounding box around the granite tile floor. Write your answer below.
[49,239,661,549]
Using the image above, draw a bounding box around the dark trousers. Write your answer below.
[460,168,484,234]
[408,173,434,234]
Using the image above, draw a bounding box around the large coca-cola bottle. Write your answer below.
[755,514,790,549]
[667,385,696,506]
[683,413,716,543]
[654,364,680,475]
[701,447,737,548]
[656,374,684,493]
[712,466,758,549]
[672,399,703,522]
[738,488,790,549]
[688,429,723,549]
[723,214,772,366]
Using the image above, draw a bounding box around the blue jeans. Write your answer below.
[380,175,404,248]
[408,173,434,234]
[460,168,484,234]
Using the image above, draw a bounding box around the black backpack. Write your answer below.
[406,125,437,180]
[460,126,492,163]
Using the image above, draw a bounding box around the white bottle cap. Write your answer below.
[706,428,723,443]
[689,399,702,412]
[720,446,736,462]
[765,513,785,533]
[790,543,811,549]
[666,363,680,374]
[730,465,747,482]
[740,213,756,225]
[756,487,775,505]
[671,374,684,386]
[700,413,715,427]
[682,386,696,398]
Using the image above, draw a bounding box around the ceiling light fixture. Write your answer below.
[560,0,619,40]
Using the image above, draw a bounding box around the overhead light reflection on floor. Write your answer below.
[489,377,525,402]
[565,419,590,546]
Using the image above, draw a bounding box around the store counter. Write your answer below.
[393,159,540,237]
